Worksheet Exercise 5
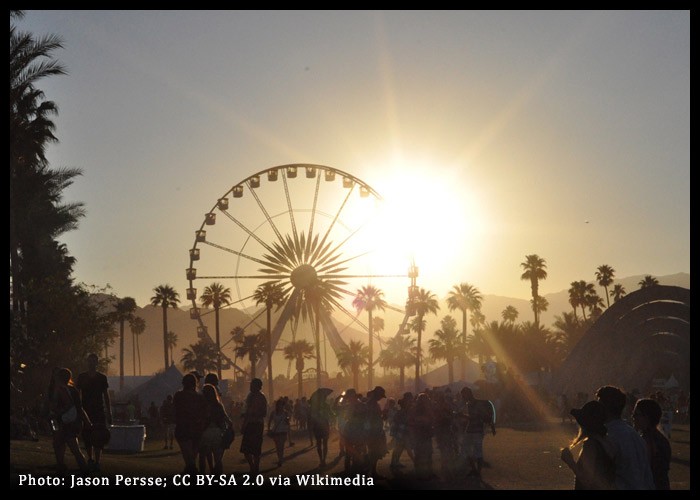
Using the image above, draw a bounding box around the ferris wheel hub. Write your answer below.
[290,264,318,290]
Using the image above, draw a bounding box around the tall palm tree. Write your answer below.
[595,265,615,308]
[610,284,627,303]
[638,275,659,289]
[447,283,482,381]
[336,340,369,390]
[408,288,440,393]
[283,340,315,398]
[584,291,605,320]
[166,331,178,367]
[181,340,218,374]
[129,316,146,375]
[352,285,387,390]
[501,305,519,324]
[150,285,180,371]
[428,315,464,385]
[378,335,417,391]
[252,281,286,403]
[234,332,267,381]
[200,282,232,380]
[520,254,548,326]
[114,297,136,391]
[10,12,79,317]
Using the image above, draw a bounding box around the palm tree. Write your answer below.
[638,275,659,289]
[378,335,417,391]
[10,12,79,316]
[569,281,596,321]
[610,284,626,303]
[530,296,549,326]
[447,283,482,381]
[199,282,232,380]
[584,291,605,321]
[181,340,218,374]
[283,340,315,398]
[428,315,464,385]
[166,331,178,366]
[595,265,615,308]
[352,285,387,390]
[336,340,369,390]
[150,285,180,371]
[235,331,267,381]
[114,297,136,391]
[252,281,286,403]
[129,316,146,375]
[520,254,548,326]
[408,288,440,393]
[552,312,587,360]
[501,305,519,324]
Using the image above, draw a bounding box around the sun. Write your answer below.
[345,159,485,301]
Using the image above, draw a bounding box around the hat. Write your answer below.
[570,400,606,429]
[371,386,386,399]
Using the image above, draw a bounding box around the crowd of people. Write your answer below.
[21,353,685,489]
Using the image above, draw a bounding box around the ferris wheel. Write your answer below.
[186,164,417,378]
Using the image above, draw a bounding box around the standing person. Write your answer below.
[458,387,496,478]
[199,384,233,474]
[596,385,655,489]
[389,395,414,470]
[632,398,671,490]
[309,389,334,467]
[174,373,205,474]
[409,393,434,480]
[159,395,175,449]
[267,399,291,466]
[560,401,616,490]
[48,368,91,475]
[240,378,268,475]
[76,353,112,473]
[365,386,388,479]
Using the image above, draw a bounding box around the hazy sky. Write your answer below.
[20,10,689,311]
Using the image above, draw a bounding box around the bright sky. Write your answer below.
[21,10,689,312]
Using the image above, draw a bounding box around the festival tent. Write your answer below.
[122,364,183,406]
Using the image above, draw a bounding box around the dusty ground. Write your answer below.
[10,422,690,491]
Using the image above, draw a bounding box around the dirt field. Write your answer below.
[10,422,690,490]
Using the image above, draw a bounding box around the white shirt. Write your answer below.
[605,419,655,489]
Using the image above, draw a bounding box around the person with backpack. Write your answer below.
[457,386,496,479]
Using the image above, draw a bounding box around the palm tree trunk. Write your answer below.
[399,367,405,391]
[368,309,373,391]
[136,335,142,376]
[297,360,303,399]
[604,286,610,308]
[132,330,136,376]
[316,322,322,391]
[162,306,169,371]
[119,320,125,391]
[266,306,274,403]
[415,316,423,394]
[460,309,467,381]
[215,307,222,380]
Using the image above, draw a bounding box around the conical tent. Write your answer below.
[124,364,184,407]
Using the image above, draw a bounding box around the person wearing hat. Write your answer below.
[560,400,616,490]
[366,386,388,479]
